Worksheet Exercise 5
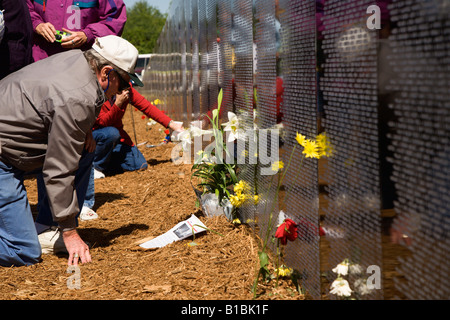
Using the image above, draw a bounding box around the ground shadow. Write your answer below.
[93,192,126,210]
[147,158,172,166]
[77,223,149,248]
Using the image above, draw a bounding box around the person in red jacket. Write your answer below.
[80,83,184,220]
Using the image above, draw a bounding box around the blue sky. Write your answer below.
[123,0,171,14]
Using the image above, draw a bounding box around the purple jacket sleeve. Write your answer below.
[26,0,44,30]
[83,0,127,45]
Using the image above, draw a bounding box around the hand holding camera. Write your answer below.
[35,22,57,43]
[55,30,70,43]
[58,28,88,49]
[35,23,87,48]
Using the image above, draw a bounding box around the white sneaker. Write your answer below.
[94,168,105,179]
[38,227,67,254]
[80,206,99,221]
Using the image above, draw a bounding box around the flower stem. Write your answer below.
[283,154,305,206]
[262,145,297,251]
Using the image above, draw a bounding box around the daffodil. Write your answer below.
[302,139,320,159]
[253,195,259,205]
[271,160,284,172]
[222,112,245,142]
[330,277,353,297]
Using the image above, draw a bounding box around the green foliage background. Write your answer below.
[122,1,167,54]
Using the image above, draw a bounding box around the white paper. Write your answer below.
[139,214,207,249]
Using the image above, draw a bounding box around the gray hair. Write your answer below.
[83,48,128,80]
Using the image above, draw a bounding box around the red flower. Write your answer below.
[141,115,146,119]
[275,218,297,245]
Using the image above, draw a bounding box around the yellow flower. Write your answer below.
[316,132,328,146]
[232,218,241,225]
[271,160,284,172]
[233,181,245,194]
[230,195,243,207]
[276,265,293,277]
[295,132,307,147]
[316,132,333,157]
[302,139,320,159]
[253,195,259,205]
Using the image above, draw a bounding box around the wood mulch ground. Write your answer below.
[0,103,408,301]
[0,106,305,301]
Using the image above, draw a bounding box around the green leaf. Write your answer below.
[258,251,269,268]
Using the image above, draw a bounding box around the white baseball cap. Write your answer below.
[92,35,144,87]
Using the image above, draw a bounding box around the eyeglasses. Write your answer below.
[113,69,130,92]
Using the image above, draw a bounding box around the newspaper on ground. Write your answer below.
[138,214,207,249]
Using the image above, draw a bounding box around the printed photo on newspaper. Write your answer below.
[139,215,207,249]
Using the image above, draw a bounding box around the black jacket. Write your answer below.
[0,0,33,80]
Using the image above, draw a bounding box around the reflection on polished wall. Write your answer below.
[141,0,450,300]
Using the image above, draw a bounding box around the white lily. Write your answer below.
[195,150,217,165]
[222,112,245,142]
[332,260,349,276]
[178,127,212,152]
[330,277,353,297]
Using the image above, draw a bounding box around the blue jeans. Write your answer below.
[109,143,148,173]
[0,161,41,266]
[83,166,95,209]
[35,150,94,228]
[82,127,148,209]
[91,127,121,173]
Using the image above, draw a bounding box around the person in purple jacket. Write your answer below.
[27,0,127,62]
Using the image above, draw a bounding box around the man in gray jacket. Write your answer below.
[0,35,143,267]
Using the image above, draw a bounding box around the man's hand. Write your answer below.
[62,229,92,266]
[35,22,57,42]
[84,130,96,153]
[60,28,88,49]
